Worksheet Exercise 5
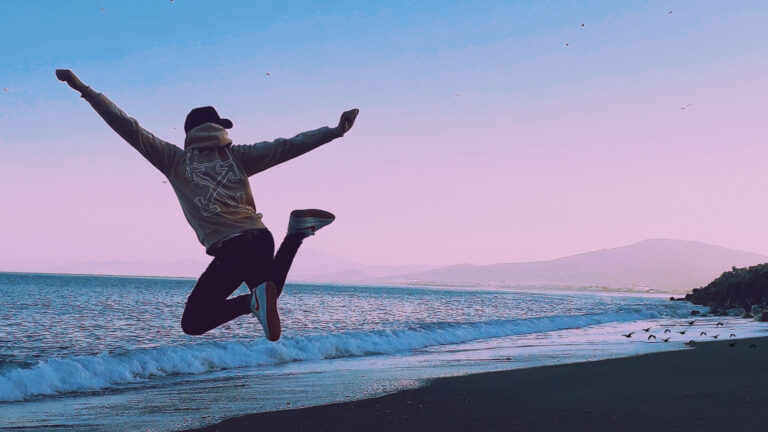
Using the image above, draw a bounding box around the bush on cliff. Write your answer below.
[684,263,768,312]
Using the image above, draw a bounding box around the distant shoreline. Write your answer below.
[0,270,197,281]
[0,271,681,296]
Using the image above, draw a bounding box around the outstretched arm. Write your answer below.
[55,69,182,173]
[233,108,359,176]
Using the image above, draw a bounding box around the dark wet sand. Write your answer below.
[184,336,768,432]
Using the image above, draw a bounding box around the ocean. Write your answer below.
[1,272,766,431]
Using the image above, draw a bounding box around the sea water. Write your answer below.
[1,272,766,431]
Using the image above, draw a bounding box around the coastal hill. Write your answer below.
[685,263,768,315]
[294,239,768,294]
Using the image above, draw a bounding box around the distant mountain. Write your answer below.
[18,239,767,294]
[291,268,384,284]
[48,259,205,278]
[289,248,438,279]
[386,239,768,293]
[35,248,435,281]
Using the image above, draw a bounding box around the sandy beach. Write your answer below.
[186,335,768,432]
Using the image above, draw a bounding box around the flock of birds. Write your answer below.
[621,319,758,349]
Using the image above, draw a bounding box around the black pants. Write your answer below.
[181,229,302,336]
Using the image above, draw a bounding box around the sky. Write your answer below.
[1,0,768,270]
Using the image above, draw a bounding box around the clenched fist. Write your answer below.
[56,69,86,93]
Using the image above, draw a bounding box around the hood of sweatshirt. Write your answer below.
[184,123,233,150]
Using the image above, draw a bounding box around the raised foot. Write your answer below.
[287,209,335,237]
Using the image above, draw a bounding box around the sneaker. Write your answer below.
[287,209,335,237]
[250,281,281,341]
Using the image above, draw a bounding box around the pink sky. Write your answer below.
[1,2,767,270]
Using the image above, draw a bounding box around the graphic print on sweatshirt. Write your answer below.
[187,158,247,216]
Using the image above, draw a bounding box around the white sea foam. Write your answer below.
[0,307,691,403]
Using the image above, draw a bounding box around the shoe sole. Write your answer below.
[255,281,281,342]
[290,209,335,219]
[288,209,335,235]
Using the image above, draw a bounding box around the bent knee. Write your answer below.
[181,303,208,336]
[182,327,206,336]
[181,320,207,336]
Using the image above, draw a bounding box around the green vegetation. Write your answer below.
[685,263,768,313]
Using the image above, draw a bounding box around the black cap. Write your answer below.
[184,106,233,133]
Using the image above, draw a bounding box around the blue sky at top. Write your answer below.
[2,1,768,267]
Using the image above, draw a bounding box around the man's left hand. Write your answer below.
[56,69,86,93]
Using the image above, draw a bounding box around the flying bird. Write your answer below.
[668,10,672,14]
[712,334,719,339]
[648,335,656,340]
[580,23,585,27]
[99,6,107,13]
[565,43,570,47]
[161,180,168,184]
[265,72,272,77]
[716,322,724,327]
[662,337,671,342]
[687,320,695,325]
[642,327,651,332]
[700,331,707,336]
[452,92,462,97]
[623,332,634,338]
[685,340,696,347]
[678,330,687,335]
[2,88,6,92]
[664,329,671,333]
[681,104,692,110]
[730,333,736,338]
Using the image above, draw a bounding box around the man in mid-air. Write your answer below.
[56,69,359,342]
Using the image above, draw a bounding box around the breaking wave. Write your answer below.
[0,306,691,402]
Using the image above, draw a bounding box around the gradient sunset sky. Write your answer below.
[1,1,767,269]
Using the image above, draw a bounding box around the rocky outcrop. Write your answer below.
[684,263,768,316]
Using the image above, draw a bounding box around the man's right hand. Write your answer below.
[337,108,359,136]
[56,69,86,93]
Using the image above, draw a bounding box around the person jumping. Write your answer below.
[56,69,359,341]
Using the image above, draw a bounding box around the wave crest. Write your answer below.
[0,306,690,402]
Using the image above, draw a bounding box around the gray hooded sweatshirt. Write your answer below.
[81,87,343,253]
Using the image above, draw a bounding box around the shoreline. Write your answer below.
[292,280,682,298]
[184,335,768,432]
